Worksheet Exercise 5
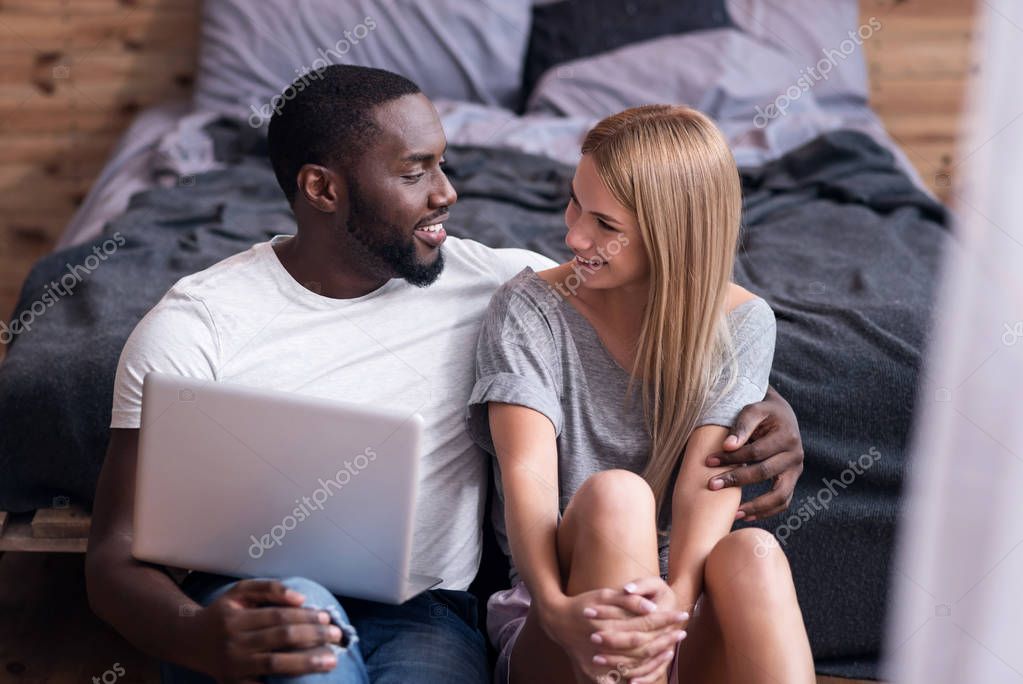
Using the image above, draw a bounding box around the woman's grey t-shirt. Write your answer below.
[466,268,776,583]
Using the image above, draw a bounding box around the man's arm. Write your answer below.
[86,428,214,669]
[86,429,341,679]
[703,386,805,520]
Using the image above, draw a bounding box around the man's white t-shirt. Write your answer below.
[111,235,556,590]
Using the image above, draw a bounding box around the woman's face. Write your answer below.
[564,154,649,291]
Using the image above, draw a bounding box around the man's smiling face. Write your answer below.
[340,93,457,287]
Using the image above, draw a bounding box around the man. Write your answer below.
[86,65,805,683]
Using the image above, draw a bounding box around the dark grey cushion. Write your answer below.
[522,0,734,107]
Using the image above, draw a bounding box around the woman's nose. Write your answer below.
[565,223,594,252]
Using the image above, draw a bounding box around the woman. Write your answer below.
[467,105,814,684]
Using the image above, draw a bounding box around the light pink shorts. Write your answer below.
[488,582,691,684]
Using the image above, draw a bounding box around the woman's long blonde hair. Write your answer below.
[581,105,742,515]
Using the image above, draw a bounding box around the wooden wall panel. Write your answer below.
[0,0,200,347]
[0,0,978,355]
[861,0,980,203]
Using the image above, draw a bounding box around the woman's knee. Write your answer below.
[704,529,793,596]
[565,469,655,525]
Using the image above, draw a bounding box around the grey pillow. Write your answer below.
[726,0,869,102]
[194,0,532,121]
[526,30,817,122]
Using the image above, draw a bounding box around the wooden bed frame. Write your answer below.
[0,505,90,553]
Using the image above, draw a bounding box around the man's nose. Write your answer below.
[431,172,457,208]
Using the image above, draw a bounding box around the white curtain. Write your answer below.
[885,1,1023,681]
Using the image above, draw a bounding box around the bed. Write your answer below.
[0,1,951,679]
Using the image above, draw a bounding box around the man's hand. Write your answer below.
[704,386,804,521]
[193,579,344,683]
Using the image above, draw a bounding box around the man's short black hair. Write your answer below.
[267,65,422,204]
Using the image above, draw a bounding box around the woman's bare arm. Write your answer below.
[667,424,742,609]
[487,402,564,610]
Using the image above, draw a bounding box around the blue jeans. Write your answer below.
[160,573,489,684]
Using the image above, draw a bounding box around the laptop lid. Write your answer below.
[133,371,436,604]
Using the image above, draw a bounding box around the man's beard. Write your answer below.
[344,183,445,288]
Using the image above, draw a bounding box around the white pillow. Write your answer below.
[194,0,532,122]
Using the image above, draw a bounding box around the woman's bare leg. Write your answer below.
[509,469,662,684]
[673,528,815,684]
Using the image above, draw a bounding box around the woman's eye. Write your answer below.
[597,219,617,231]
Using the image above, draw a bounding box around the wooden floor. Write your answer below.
[0,547,879,683]
[0,553,158,683]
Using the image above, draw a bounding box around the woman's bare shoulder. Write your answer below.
[535,262,574,286]
[726,283,760,313]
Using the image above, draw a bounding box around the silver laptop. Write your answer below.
[132,371,441,604]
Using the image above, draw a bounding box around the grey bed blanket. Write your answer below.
[0,119,948,679]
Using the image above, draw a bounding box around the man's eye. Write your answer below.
[403,172,426,181]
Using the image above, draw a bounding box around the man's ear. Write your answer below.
[296,164,345,213]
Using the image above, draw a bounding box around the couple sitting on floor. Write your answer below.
[86,65,814,684]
